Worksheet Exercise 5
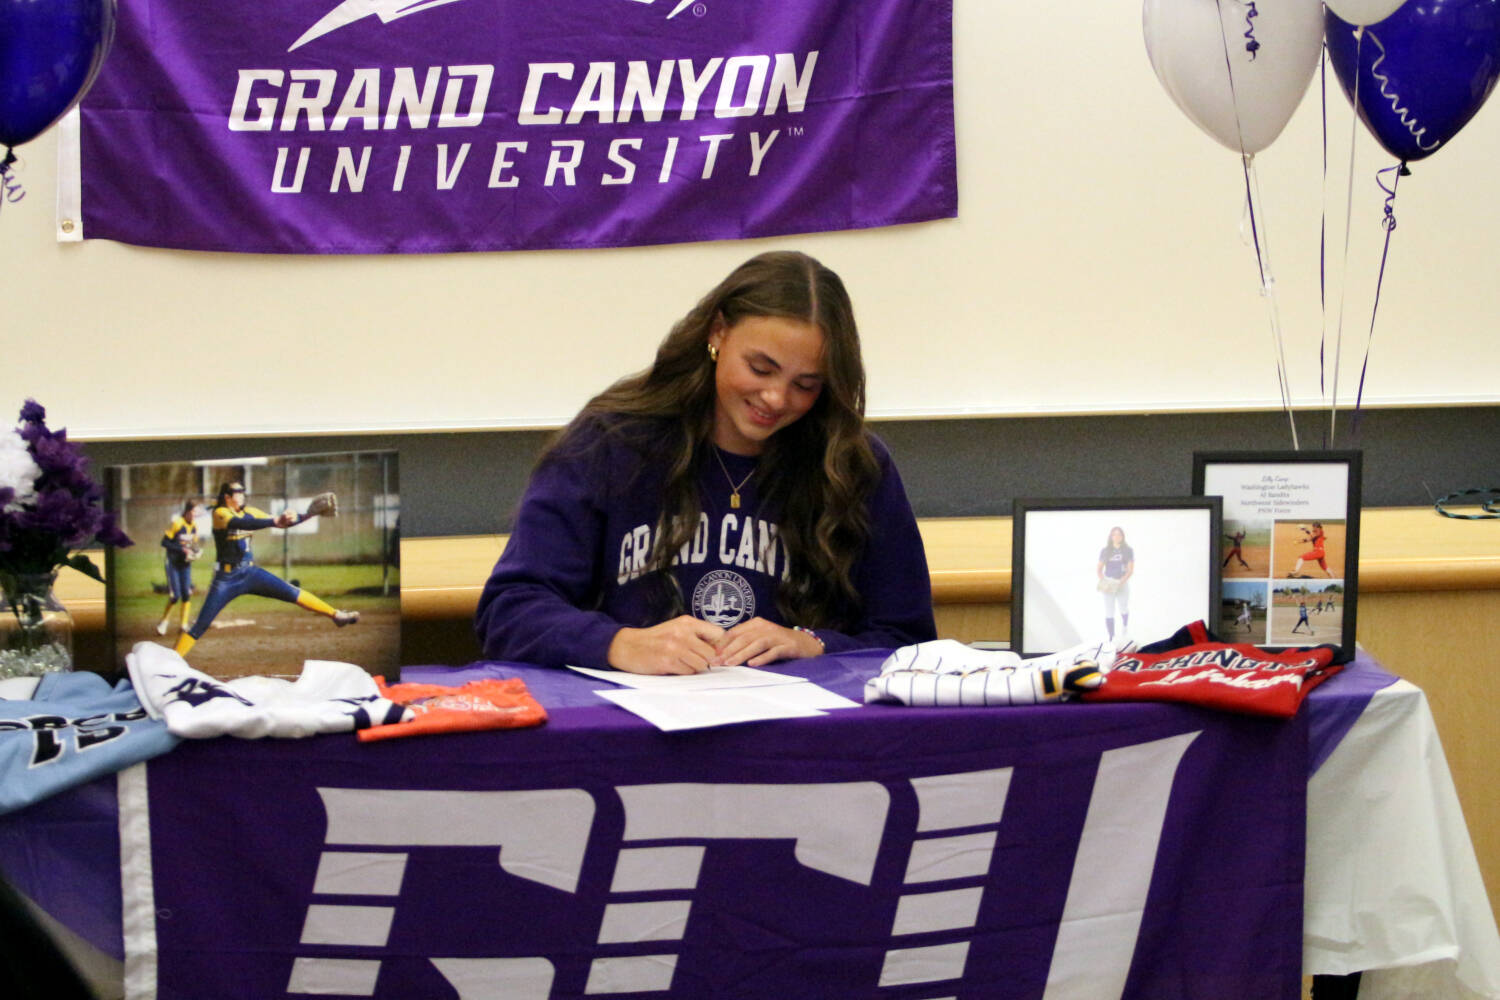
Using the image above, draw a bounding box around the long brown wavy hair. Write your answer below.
[546,250,880,627]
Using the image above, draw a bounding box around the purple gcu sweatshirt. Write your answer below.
[475,420,936,668]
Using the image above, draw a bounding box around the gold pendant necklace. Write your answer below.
[713,449,755,509]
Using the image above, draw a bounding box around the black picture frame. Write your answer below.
[1011,497,1222,657]
[1192,450,1361,659]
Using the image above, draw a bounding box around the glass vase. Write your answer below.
[0,572,75,679]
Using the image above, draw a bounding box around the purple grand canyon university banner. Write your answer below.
[62,0,956,253]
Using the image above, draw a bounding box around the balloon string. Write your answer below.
[1352,162,1405,436]
[1242,153,1299,450]
[0,146,22,213]
[1330,26,1363,447]
[1237,157,1266,283]
[1318,45,1328,410]
[1215,0,1298,448]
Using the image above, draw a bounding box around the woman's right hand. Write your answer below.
[607,616,726,675]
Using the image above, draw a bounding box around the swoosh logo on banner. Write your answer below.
[290,0,700,53]
[628,0,701,14]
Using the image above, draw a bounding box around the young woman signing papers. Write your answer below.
[475,252,937,674]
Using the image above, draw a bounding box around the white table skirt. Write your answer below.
[1305,678,1500,999]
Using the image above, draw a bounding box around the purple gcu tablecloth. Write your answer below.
[96,650,1342,999]
[1,652,1398,999]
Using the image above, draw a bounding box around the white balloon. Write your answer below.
[1323,0,1406,26]
[1143,0,1324,154]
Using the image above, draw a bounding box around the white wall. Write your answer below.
[6,1,1500,439]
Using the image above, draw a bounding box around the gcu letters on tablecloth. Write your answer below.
[118,679,1309,999]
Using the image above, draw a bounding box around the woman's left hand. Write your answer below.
[715,618,823,667]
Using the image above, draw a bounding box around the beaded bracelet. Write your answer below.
[793,625,825,651]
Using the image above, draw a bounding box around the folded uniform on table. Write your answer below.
[358,676,547,742]
[865,639,1117,707]
[1081,620,1340,717]
[867,621,1340,718]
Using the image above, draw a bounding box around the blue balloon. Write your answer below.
[0,0,116,149]
[1325,0,1500,162]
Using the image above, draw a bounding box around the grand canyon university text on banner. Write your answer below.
[56,0,956,254]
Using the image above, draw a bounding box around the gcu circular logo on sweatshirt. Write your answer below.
[693,570,754,627]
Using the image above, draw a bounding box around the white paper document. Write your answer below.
[596,687,829,731]
[761,684,860,711]
[567,664,807,691]
[571,664,860,731]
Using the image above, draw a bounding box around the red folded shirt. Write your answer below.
[357,677,548,742]
[1082,620,1341,717]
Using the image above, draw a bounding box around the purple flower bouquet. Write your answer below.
[1,400,132,676]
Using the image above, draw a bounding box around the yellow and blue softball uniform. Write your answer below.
[184,504,301,640]
[160,514,197,602]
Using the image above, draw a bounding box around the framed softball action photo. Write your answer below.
[1193,450,1361,659]
[1010,497,1222,657]
[105,450,401,680]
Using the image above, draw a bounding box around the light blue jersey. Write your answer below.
[0,671,180,815]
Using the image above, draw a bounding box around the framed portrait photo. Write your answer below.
[1011,497,1222,657]
[1192,450,1361,658]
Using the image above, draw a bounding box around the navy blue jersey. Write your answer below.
[1099,543,1134,579]
[161,514,198,567]
[211,504,276,568]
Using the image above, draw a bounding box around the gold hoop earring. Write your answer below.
[708,344,719,363]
